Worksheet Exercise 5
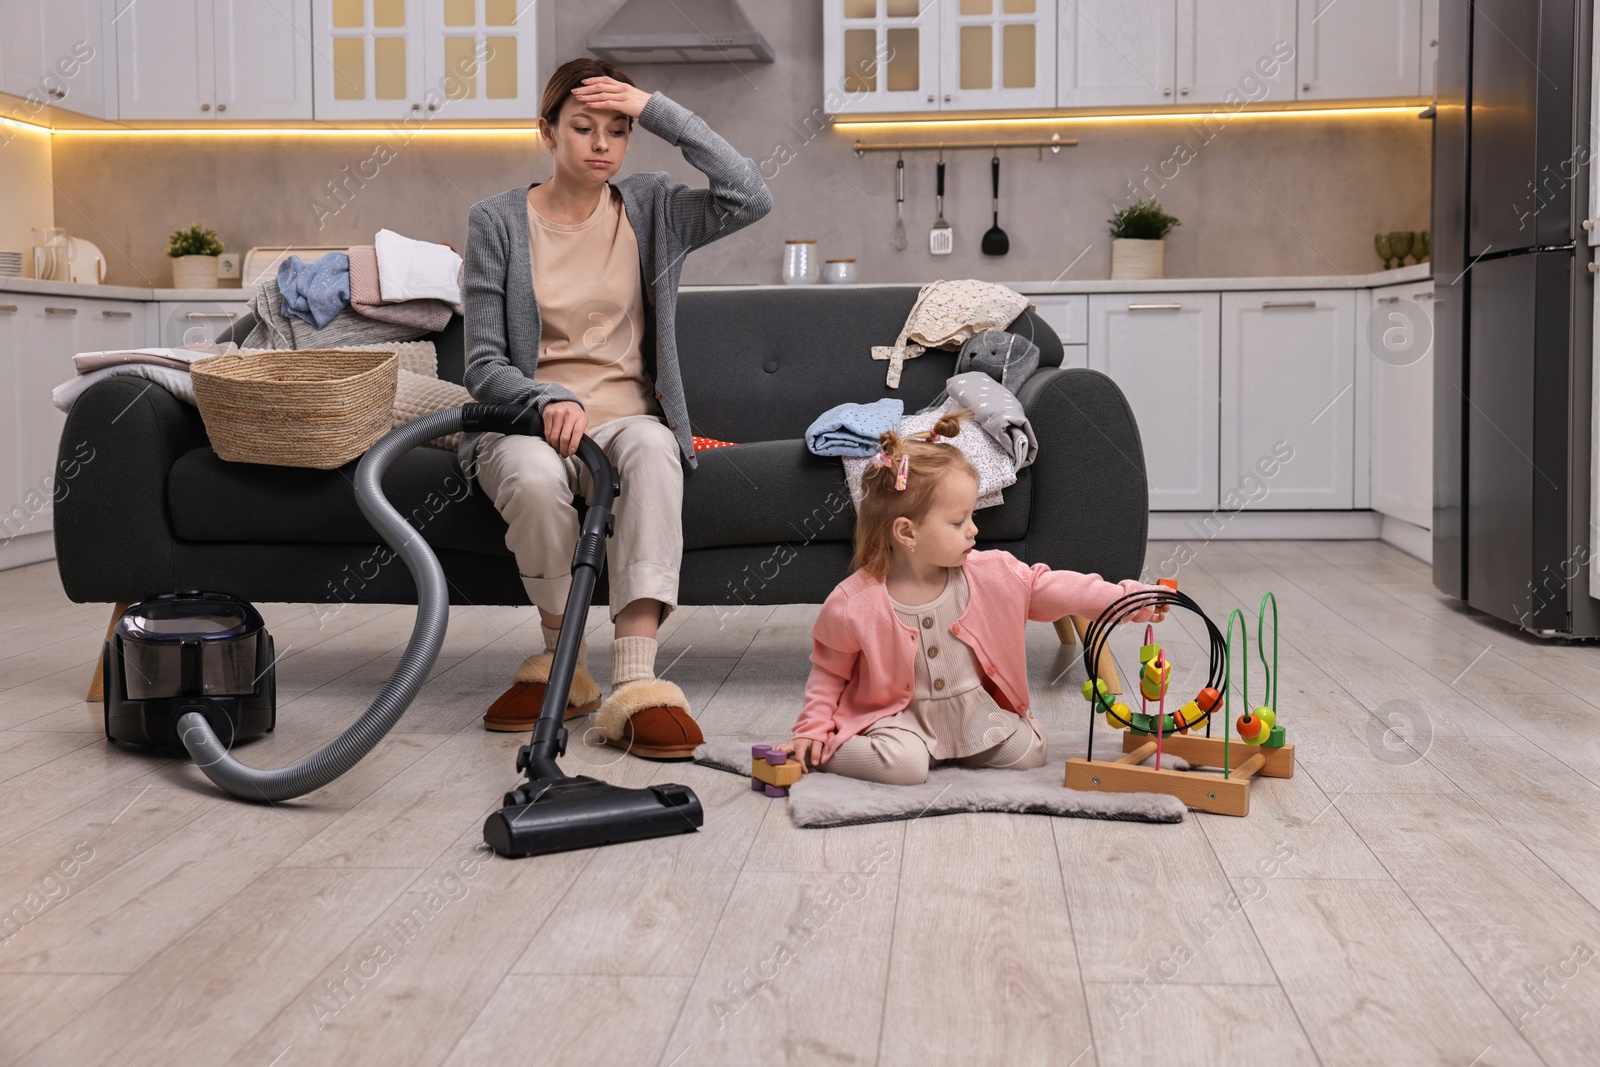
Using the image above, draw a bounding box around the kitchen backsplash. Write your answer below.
[47,0,1430,289]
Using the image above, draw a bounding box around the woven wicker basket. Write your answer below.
[191,349,399,469]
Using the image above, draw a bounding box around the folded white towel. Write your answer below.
[375,228,463,305]
[54,364,196,412]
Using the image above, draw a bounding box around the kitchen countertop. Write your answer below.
[2,262,1432,302]
[0,277,249,301]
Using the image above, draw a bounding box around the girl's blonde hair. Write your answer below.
[850,410,977,579]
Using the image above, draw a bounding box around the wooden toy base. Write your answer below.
[1064,731,1295,817]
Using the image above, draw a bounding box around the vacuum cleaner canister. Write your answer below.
[103,591,276,751]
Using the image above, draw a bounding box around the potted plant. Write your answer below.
[1108,199,1180,280]
[167,224,224,289]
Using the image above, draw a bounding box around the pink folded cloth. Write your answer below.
[348,244,454,332]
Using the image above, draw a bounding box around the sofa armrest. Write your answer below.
[1016,367,1148,582]
[54,378,208,603]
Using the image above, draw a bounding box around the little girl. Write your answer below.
[780,412,1168,785]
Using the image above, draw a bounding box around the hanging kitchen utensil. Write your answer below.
[893,154,908,251]
[981,153,1010,256]
[930,155,953,256]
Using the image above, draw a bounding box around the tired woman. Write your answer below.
[462,58,772,757]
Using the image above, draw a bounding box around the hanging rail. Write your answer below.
[852,132,1077,157]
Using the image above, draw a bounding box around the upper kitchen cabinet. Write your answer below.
[1296,0,1423,100]
[116,0,314,120]
[1056,0,1173,108]
[940,0,1056,111]
[313,0,537,121]
[0,0,113,119]
[824,0,942,114]
[1175,0,1297,105]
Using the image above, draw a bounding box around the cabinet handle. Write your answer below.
[1127,303,1182,311]
[1162,88,1172,96]
[185,311,238,319]
[1180,87,1189,95]
[48,87,65,99]
[1303,83,1311,91]
[427,101,438,111]
[217,103,226,112]
[1376,296,1400,304]
[926,94,934,102]
[201,103,211,111]
[0,305,16,313]
[45,306,78,315]
[943,93,951,102]
[1261,300,1317,309]
[412,102,422,111]
[101,309,134,318]
[1416,291,1434,301]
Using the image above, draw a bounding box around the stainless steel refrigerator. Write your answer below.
[1433,0,1600,637]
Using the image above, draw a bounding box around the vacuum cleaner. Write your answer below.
[169,403,704,858]
[103,590,276,750]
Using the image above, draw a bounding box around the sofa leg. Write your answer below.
[86,602,129,704]
[1059,614,1122,694]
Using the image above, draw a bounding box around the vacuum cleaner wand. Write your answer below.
[461,406,705,858]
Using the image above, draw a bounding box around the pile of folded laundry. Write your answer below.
[245,228,463,350]
[806,278,1042,510]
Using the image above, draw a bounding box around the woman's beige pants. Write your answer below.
[475,414,682,622]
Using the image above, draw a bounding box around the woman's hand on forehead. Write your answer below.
[572,77,651,119]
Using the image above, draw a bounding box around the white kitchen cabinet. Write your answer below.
[117,0,313,120]
[1297,0,1422,100]
[313,0,537,121]
[158,300,249,346]
[939,0,1056,111]
[1368,279,1433,528]
[0,298,25,542]
[1029,294,1087,345]
[1088,293,1220,511]
[1,0,112,118]
[1220,290,1355,510]
[214,0,314,119]
[17,299,81,535]
[1175,0,1296,105]
[1057,0,1174,108]
[1590,6,1600,244]
[824,0,941,114]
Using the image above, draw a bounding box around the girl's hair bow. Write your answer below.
[873,449,910,491]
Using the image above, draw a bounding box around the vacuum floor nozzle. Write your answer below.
[484,776,703,858]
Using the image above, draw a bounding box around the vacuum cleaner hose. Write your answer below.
[177,404,546,802]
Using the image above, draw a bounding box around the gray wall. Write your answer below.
[51,0,1432,289]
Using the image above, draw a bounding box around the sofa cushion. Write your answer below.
[170,436,1032,552]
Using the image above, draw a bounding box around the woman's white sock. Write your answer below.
[611,635,657,689]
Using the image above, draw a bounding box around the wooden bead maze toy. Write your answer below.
[1063,588,1294,816]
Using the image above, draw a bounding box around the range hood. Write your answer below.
[587,0,775,64]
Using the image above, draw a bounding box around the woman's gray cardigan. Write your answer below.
[458,92,773,474]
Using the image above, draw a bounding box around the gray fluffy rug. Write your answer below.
[694,733,1188,827]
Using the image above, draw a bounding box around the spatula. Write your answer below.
[981,154,1010,256]
[930,158,953,255]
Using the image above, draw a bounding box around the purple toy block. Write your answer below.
[765,751,788,766]
[763,784,788,797]
[752,744,774,759]
[750,777,764,791]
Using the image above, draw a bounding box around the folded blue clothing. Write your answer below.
[805,397,904,457]
[278,252,351,330]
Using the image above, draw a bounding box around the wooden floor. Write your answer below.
[3,540,1600,1066]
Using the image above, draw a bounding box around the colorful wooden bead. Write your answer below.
[1105,702,1132,729]
[1197,687,1222,712]
[1139,643,1161,664]
[1172,700,1203,733]
[1265,725,1287,748]
[1254,705,1277,730]
[1082,678,1109,702]
[1236,712,1268,745]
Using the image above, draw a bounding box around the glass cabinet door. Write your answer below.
[824,0,941,114]
[420,0,537,119]
[940,0,1056,111]
[313,0,426,120]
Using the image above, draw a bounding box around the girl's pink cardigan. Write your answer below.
[794,550,1156,762]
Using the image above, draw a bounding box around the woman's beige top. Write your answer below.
[881,568,1023,760]
[527,185,662,426]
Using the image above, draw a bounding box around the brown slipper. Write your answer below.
[595,679,704,760]
[483,653,601,732]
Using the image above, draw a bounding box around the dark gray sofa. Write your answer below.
[53,285,1149,610]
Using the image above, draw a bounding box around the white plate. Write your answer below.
[67,236,106,285]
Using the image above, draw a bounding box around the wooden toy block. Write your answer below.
[763,784,788,797]
[1172,701,1203,731]
[751,759,803,789]
[1196,687,1222,712]
[1066,756,1252,816]
[1157,578,1179,591]
[1139,643,1161,664]
[1265,725,1287,748]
